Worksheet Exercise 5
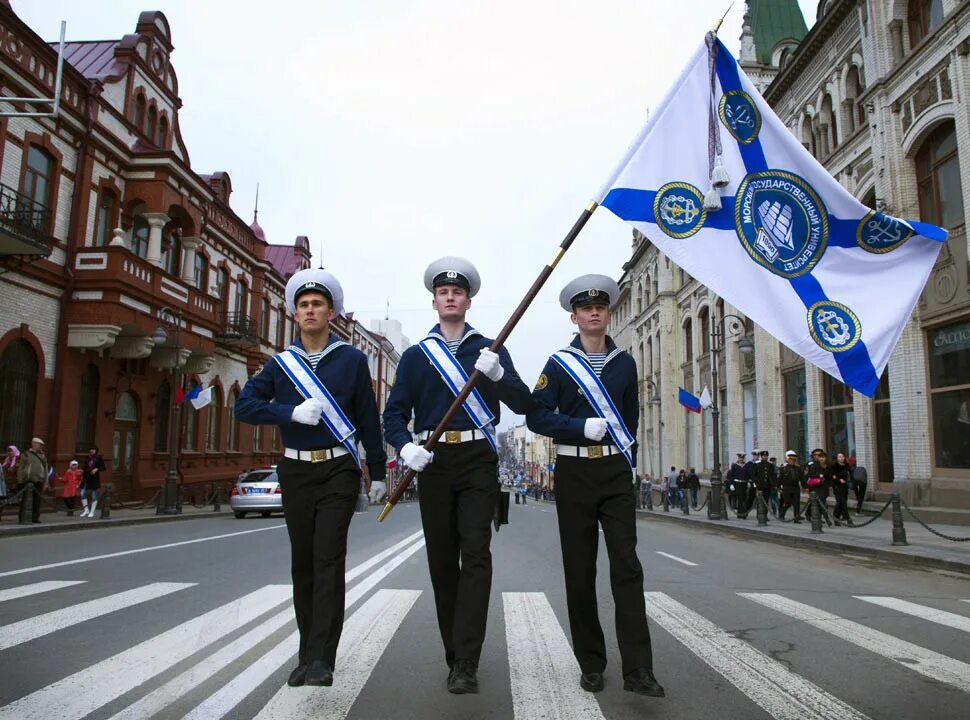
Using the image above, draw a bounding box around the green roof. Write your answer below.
[750,0,808,65]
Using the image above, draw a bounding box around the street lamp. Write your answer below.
[644,378,661,479]
[708,312,754,520]
[153,306,183,515]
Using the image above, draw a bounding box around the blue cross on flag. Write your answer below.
[596,34,947,397]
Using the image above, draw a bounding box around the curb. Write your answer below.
[639,508,970,575]
[0,510,232,538]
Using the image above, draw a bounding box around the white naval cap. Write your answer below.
[285,268,344,316]
[559,274,620,312]
[423,256,481,298]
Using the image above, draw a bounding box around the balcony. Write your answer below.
[0,182,56,259]
[216,311,259,346]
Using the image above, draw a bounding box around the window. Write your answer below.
[683,318,693,362]
[157,115,168,148]
[154,380,170,452]
[874,371,894,481]
[205,386,222,451]
[276,308,285,347]
[699,307,710,355]
[822,373,855,457]
[133,94,146,130]
[916,122,964,230]
[215,267,229,301]
[261,297,271,340]
[909,0,944,48]
[844,65,865,134]
[0,340,38,450]
[194,252,208,289]
[146,105,157,140]
[131,217,150,259]
[75,364,99,454]
[94,189,116,246]
[928,321,970,470]
[183,382,198,451]
[235,280,247,316]
[783,367,807,460]
[820,94,837,155]
[23,145,54,214]
[161,229,181,276]
[742,382,757,454]
[227,389,239,451]
[253,423,262,452]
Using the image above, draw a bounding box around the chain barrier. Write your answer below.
[837,496,893,529]
[696,494,710,513]
[899,496,970,542]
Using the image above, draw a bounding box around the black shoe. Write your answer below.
[624,668,665,697]
[447,660,479,694]
[305,660,333,686]
[793,519,802,524]
[580,672,604,692]
[287,664,309,687]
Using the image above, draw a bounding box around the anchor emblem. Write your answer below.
[659,194,700,227]
[815,308,851,347]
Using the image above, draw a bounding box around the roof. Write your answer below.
[53,40,125,81]
[264,244,304,280]
[249,219,266,242]
[750,0,808,65]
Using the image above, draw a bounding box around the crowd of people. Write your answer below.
[0,442,107,522]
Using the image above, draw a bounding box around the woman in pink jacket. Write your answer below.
[61,460,83,516]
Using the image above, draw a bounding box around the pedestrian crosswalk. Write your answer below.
[0,575,968,719]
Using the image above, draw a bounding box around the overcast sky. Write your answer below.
[17,0,818,429]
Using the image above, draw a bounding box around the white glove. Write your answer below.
[474,348,505,382]
[400,442,434,472]
[291,398,324,425]
[584,418,608,441]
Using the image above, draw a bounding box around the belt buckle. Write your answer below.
[309,449,328,463]
[587,445,604,459]
[445,430,462,444]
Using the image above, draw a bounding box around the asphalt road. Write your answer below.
[0,497,968,719]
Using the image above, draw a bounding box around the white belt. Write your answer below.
[420,429,488,445]
[284,447,349,463]
[557,444,619,459]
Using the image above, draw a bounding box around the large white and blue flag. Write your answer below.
[597,34,947,397]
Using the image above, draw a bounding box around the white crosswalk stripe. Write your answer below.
[853,596,970,634]
[0,582,194,651]
[645,592,871,720]
[741,593,970,694]
[0,580,85,602]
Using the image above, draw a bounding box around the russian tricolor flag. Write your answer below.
[679,387,702,414]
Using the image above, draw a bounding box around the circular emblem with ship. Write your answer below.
[734,170,828,278]
[855,210,914,254]
[718,90,761,145]
[653,182,707,239]
[807,300,861,353]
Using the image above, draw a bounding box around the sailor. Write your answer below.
[383,256,532,694]
[751,449,776,515]
[526,274,664,698]
[235,268,387,689]
[738,449,758,518]
[727,452,746,511]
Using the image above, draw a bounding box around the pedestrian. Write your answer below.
[851,463,868,515]
[17,437,47,524]
[382,257,532,695]
[727,452,746,512]
[79,445,106,518]
[62,460,83,516]
[738,450,758,518]
[768,456,780,516]
[527,273,664,698]
[235,267,387,689]
[666,466,680,510]
[520,482,528,505]
[2,445,19,479]
[830,452,852,524]
[751,450,776,517]
[777,450,803,522]
[805,449,833,526]
[660,475,669,507]
[639,474,652,510]
[685,467,699,509]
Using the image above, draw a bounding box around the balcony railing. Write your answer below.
[0,182,55,257]
[217,312,259,344]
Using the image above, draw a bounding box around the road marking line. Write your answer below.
[344,529,424,586]
[503,591,607,720]
[854,596,970,634]
[183,538,427,720]
[0,524,287,579]
[0,580,85,602]
[249,589,421,720]
[645,592,870,720]
[741,593,970,693]
[0,582,194,651]
[655,551,698,567]
[0,584,292,720]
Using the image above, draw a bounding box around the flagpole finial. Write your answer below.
[712,1,734,33]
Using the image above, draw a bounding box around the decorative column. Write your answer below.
[143,212,170,268]
[180,236,201,286]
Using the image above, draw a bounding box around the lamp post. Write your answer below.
[708,312,754,520]
[152,306,183,515]
[643,378,662,477]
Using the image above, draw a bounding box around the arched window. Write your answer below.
[133,94,146,130]
[844,65,864,134]
[234,279,248,316]
[161,227,181,276]
[227,389,239,452]
[146,105,157,140]
[683,318,694,362]
[800,115,816,157]
[0,340,38,450]
[699,306,711,355]
[193,251,208,289]
[820,94,838,155]
[276,307,285,348]
[253,422,262,452]
[261,297,271,339]
[94,189,116,246]
[23,145,54,217]
[131,216,150,259]
[916,122,965,229]
[909,0,944,48]
[183,381,199,451]
[205,386,223,452]
[75,364,99,453]
[157,115,168,148]
[154,380,170,452]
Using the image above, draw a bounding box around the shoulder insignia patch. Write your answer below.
[534,373,548,391]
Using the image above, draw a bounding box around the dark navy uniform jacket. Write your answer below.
[235,336,387,481]
[526,335,638,466]
[382,324,532,453]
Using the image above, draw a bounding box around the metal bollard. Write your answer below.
[756,492,768,526]
[682,490,690,515]
[646,491,653,510]
[213,485,222,512]
[663,491,669,512]
[100,487,111,519]
[19,486,33,525]
[891,493,908,546]
[809,490,823,534]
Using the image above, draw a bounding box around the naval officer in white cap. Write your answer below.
[527,274,664,698]
[235,268,387,689]
[383,256,532,694]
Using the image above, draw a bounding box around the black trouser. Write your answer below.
[779,487,800,519]
[554,453,654,676]
[417,440,498,668]
[63,497,75,513]
[18,482,41,522]
[738,483,755,517]
[277,454,359,668]
[853,481,867,512]
[832,485,850,521]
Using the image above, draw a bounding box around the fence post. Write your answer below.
[663,490,669,513]
[891,494,908,546]
[682,490,690,515]
[19,486,33,524]
[756,491,768,526]
[213,485,222,512]
[809,490,823,534]
[100,486,111,519]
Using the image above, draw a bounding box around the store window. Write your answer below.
[874,372,895,481]
[928,321,970,470]
[742,382,757,454]
[916,122,964,230]
[822,373,855,457]
[783,367,808,459]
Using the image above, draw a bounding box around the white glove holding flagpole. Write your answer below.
[584,418,608,441]
[400,442,434,472]
[291,398,324,425]
[474,348,504,381]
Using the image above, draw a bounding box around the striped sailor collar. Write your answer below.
[286,335,348,361]
[561,333,622,367]
[423,323,482,349]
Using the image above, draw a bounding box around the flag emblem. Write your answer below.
[718,90,761,144]
[856,211,914,254]
[654,182,706,238]
[735,170,828,278]
[808,301,861,353]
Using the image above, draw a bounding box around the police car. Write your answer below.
[229,467,283,518]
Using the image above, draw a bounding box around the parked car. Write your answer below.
[230,467,282,518]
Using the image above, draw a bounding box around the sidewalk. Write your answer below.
[0,502,232,537]
[639,501,970,573]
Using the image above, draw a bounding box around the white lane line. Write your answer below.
[854,596,970,634]
[645,592,870,720]
[0,584,292,720]
[0,582,194,651]
[344,529,424,585]
[183,538,427,720]
[504,592,607,720]
[741,593,970,693]
[0,580,85,602]
[0,524,287,579]
[655,551,698,567]
[250,589,422,720]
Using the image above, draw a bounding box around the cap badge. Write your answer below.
[304,281,316,288]
[446,271,458,279]
[588,289,598,297]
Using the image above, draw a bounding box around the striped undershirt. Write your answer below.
[445,339,462,354]
[586,352,607,377]
[306,351,325,371]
